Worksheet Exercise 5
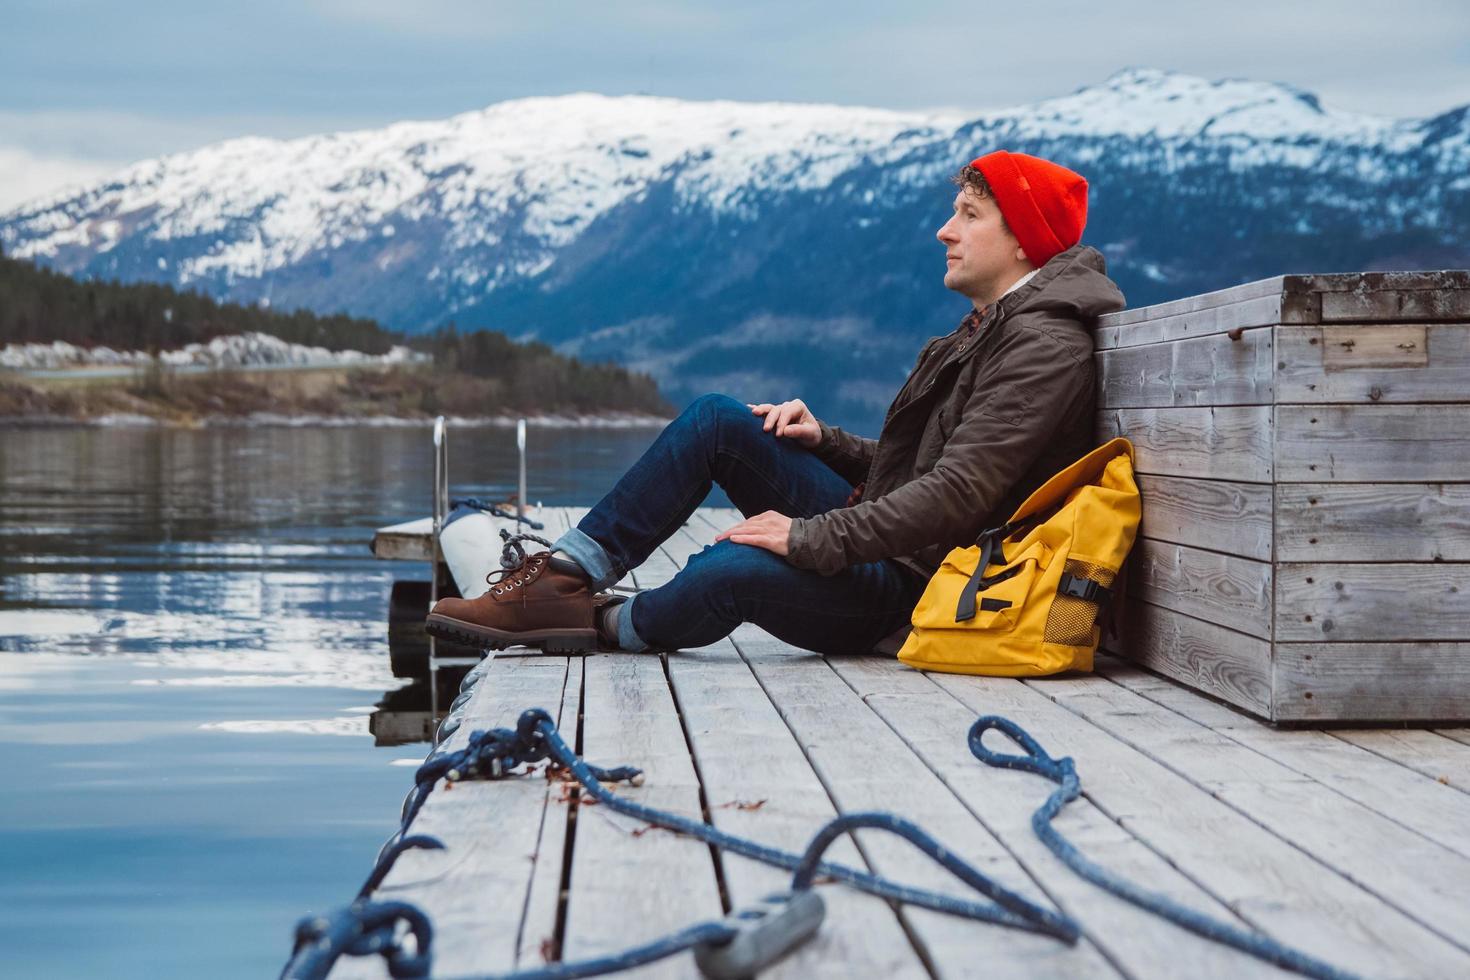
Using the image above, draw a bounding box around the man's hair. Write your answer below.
[951,164,1010,232]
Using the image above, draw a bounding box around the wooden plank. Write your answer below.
[1331,729,1470,797]
[372,508,553,562]
[333,656,572,978]
[832,658,1299,978]
[1094,293,1283,351]
[1319,324,1431,370]
[1273,642,1470,722]
[1439,728,1470,747]
[1276,323,1470,403]
[1281,271,1470,324]
[1129,539,1272,639]
[654,513,930,977]
[1276,405,1470,482]
[1274,563,1470,642]
[688,507,741,542]
[559,653,724,975]
[666,642,929,978]
[1287,271,1470,294]
[1321,287,1470,323]
[1100,658,1470,861]
[1096,407,1273,483]
[1105,600,1271,717]
[733,627,1121,978]
[1135,474,1273,562]
[945,670,1470,975]
[515,656,582,967]
[1034,667,1470,975]
[371,516,435,561]
[1095,327,1274,408]
[1096,277,1284,330]
[1276,483,1470,562]
[1059,666,1470,958]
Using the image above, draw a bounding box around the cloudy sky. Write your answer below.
[3,0,1468,211]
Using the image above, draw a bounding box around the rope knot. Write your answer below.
[285,900,432,980]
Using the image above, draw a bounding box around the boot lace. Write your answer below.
[484,530,556,597]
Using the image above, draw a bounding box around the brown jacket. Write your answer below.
[786,244,1125,578]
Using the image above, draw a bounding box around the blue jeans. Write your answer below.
[552,394,925,654]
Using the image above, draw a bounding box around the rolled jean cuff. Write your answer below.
[617,593,650,653]
[550,527,620,592]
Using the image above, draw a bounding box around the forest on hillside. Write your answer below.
[0,251,671,417]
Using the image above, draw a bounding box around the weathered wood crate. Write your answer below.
[1095,270,1470,723]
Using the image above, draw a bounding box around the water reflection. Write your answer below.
[0,423,660,979]
[369,665,473,747]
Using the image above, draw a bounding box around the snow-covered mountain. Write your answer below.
[5,68,1467,428]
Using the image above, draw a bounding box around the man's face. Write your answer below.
[936,188,1025,302]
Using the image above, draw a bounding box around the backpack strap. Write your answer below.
[955,531,1003,622]
[954,512,1048,622]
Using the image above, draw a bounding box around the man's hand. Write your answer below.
[715,510,794,556]
[748,398,821,449]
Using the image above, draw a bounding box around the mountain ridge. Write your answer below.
[5,68,1466,429]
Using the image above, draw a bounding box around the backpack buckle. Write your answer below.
[1058,573,1109,605]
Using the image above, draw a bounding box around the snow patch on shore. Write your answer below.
[0,332,429,371]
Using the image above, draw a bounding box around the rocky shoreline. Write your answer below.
[0,410,672,429]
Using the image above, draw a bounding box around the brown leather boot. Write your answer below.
[425,550,597,652]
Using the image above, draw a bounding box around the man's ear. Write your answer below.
[1014,243,1028,263]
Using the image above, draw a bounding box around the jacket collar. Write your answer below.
[945,244,1098,370]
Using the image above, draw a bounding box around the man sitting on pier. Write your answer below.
[426,150,1125,656]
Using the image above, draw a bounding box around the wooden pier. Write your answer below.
[342,506,1470,979]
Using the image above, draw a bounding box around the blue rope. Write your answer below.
[284,690,1362,980]
[283,900,433,979]
[969,716,1361,980]
[453,922,737,980]
[501,708,1079,941]
[451,497,545,530]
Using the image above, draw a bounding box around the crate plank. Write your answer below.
[1104,600,1271,717]
[1094,294,1283,351]
[1096,277,1284,330]
[1281,271,1470,324]
[1276,483,1470,562]
[1321,287,1470,322]
[1274,563,1470,642]
[1096,327,1274,408]
[1272,642,1470,722]
[1097,407,1273,483]
[1276,323,1470,403]
[1275,405,1470,482]
[1135,475,1273,561]
[1129,539,1272,639]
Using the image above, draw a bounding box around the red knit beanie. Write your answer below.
[970,150,1088,268]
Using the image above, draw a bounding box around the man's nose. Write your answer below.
[936,220,955,243]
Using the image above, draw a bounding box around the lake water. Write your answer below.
[0,423,683,979]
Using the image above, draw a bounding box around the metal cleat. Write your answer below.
[693,890,825,979]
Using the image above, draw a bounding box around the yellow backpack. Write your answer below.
[897,438,1141,676]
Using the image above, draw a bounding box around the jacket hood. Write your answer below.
[1001,245,1126,324]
